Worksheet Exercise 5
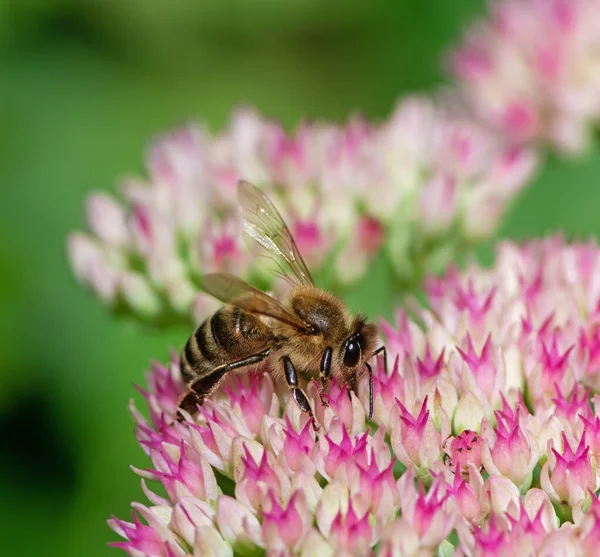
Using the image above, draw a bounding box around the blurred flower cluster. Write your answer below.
[111,237,600,556]
[68,99,536,327]
[450,0,600,154]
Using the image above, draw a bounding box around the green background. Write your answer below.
[2,2,600,555]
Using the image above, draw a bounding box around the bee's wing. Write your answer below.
[199,273,309,331]
[237,180,315,286]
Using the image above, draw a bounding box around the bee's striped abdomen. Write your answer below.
[180,306,272,385]
[180,314,223,383]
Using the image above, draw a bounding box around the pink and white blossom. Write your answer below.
[541,432,597,513]
[69,102,536,327]
[110,238,600,556]
[481,407,539,491]
[449,0,600,154]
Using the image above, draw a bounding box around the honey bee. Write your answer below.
[178,180,386,425]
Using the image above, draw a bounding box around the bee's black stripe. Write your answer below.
[195,319,218,361]
[210,308,235,351]
[181,339,196,382]
[184,337,197,366]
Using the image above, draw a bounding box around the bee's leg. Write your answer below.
[177,348,271,420]
[177,390,204,417]
[224,347,272,371]
[365,362,373,420]
[282,356,319,432]
[372,345,388,374]
[318,347,333,407]
[365,345,385,422]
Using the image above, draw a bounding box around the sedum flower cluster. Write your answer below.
[67,99,536,327]
[449,0,600,154]
[111,237,600,556]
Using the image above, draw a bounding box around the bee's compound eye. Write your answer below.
[343,335,362,367]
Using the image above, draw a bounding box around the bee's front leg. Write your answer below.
[318,347,333,408]
[282,356,319,432]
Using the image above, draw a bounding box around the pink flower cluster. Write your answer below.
[111,237,600,556]
[68,101,535,326]
[450,0,600,154]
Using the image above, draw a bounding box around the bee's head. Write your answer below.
[338,316,378,376]
[332,316,378,420]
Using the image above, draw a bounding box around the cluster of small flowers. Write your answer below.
[449,0,600,154]
[68,100,536,327]
[111,237,600,556]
